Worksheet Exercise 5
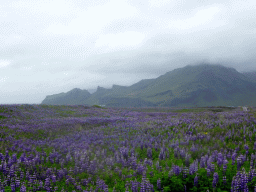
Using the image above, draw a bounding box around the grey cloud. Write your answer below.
[1,0,256,104]
[102,17,155,33]
[78,50,204,76]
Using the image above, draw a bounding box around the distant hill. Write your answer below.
[41,64,256,107]
[241,71,256,83]
[87,89,97,94]
[42,88,91,105]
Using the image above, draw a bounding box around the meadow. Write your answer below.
[0,104,256,192]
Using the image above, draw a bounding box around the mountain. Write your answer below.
[41,64,256,107]
[87,88,97,94]
[241,71,256,83]
[42,88,91,105]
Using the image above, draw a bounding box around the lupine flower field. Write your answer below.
[0,104,256,192]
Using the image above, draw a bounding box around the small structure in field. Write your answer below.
[242,106,248,112]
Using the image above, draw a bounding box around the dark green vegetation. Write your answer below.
[0,104,256,191]
[41,64,256,108]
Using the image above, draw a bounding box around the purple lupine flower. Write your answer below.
[76,185,83,191]
[240,174,245,191]
[159,148,165,160]
[145,178,154,192]
[222,159,228,174]
[194,174,198,187]
[218,152,223,161]
[194,159,198,173]
[185,153,190,167]
[244,184,249,192]
[20,171,24,180]
[45,177,50,187]
[131,180,139,192]
[52,174,56,183]
[227,151,231,159]
[211,163,215,173]
[25,170,30,180]
[173,165,181,176]
[254,142,256,150]
[223,165,227,176]
[147,148,152,159]
[137,164,145,175]
[223,176,227,185]
[20,183,26,192]
[231,176,237,192]
[217,157,223,167]
[231,153,236,165]
[140,143,144,150]
[241,168,249,190]
[140,174,149,192]
[200,157,205,168]
[0,153,4,161]
[237,156,242,171]
[9,166,15,177]
[154,142,159,151]
[168,168,173,178]
[183,166,188,179]
[248,169,254,182]
[38,181,43,190]
[130,156,137,170]
[206,168,211,177]
[174,148,179,159]
[244,144,249,151]
[189,162,196,175]
[11,182,15,192]
[157,178,161,191]
[30,173,36,184]
[155,161,160,170]
[5,151,9,161]
[212,172,218,189]
[11,154,17,163]
[15,178,20,188]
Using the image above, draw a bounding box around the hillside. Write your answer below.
[41,64,256,107]
[241,71,256,83]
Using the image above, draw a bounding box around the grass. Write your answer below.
[172,108,206,113]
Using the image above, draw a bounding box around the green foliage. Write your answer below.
[167,175,184,191]
[173,108,206,113]
[0,106,13,113]
[55,110,77,117]
[0,115,7,119]
[210,109,223,112]
[92,105,103,108]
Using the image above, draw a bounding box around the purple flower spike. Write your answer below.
[223,176,227,185]
[212,172,219,188]
[157,178,161,190]
[194,174,198,187]
[20,184,26,192]
[244,144,249,151]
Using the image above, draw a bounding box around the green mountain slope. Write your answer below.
[242,71,256,83]
[41,64,256,107]
[41,88,91,105]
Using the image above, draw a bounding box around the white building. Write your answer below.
[242,106,248,111]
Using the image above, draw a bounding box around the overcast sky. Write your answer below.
[1,0,256,104]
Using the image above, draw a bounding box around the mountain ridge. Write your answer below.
[41,64,256,107]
